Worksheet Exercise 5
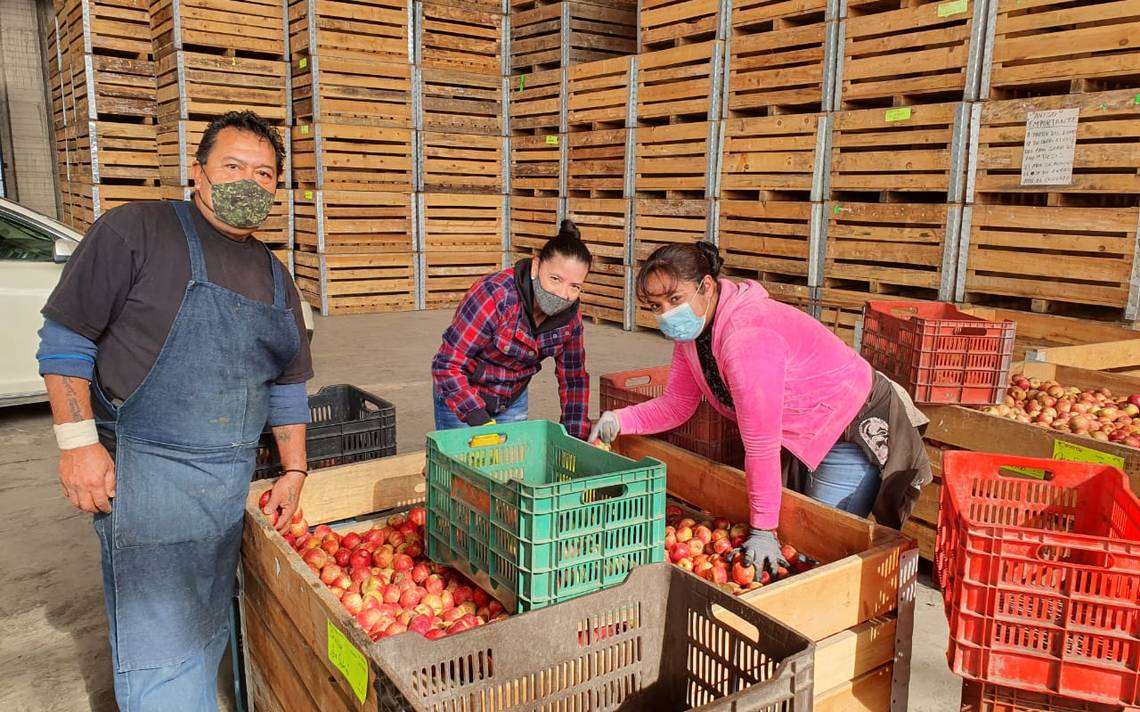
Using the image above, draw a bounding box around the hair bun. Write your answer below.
[558,218,581,241]
[695,241,724,278]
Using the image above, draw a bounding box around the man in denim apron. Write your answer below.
[37,111,314,711]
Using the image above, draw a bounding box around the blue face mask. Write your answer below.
[656,284,710,342]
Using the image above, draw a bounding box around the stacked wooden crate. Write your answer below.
[954,0,1140,324]
[417,0,507,309]
[53,0,162,230]
[509,0,637,75]
[290,0,416,314]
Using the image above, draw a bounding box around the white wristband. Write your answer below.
[54,420,100,450]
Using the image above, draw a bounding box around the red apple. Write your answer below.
[713,538,733,556]
[711,564,728,585]
[472,588,491,608]
[350,549,373,571]
[383,621,407,638]
[334,573,353,590]
[687,538,705,558]
[364,528,386,546]
[401,542,424,559]
[442,607,465,623]
[692,525,713,545]
[411,563,431,584]
[334,548,352,567]
[408,506,427,528]
[373,547,395,570]
[670,543,690,563]
[399,587,424,609]
[424,575,445,595]
[676,557,693,571]
[452,585,473,607]
[356,609,382,633]
[341,532,362,550]
[388,513,407,528]
[342,593,364,615]
[313,524,333,538]
[393,554,414,572]
[302,548,328,571]
[425,628,447,640]
[408,614,433,636]
[382,584,402,604]
[732,561,756,586]
[675,526,693,543]
[422,593,444,615]
[319,563,343,586]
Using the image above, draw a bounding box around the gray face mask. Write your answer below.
[532,273,576,316]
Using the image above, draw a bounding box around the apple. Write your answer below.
[422,593,444,615]
[407,506,427,528]
[400,587,424,609]
[676,557,693,571]
[711,564,728,585]
[732,561,756,586]
[349,549,373,571]
[425,628,447,640]
[692,525,713,545]
[411,563,431,584]
[448,619,474,635]
[388,532,406,548]
[382,584,402,604]
[383,621,408,638]
[687,538,705,558]
[334,573,353,590]
[341,532,362,550]
[694,561,714,579]
[341,592,364,615]
[423,575,444,595]
[356,608,382,632]
[302,549,329,571]
[452,585,473,607]
[334,548,352,567]
[472,588,491,608]
[364,529,386,546]
[439,589,455,611]
[675,526,693,543]
[442,607,466,623]
[393,554,414,572]
[401,542,424,559]
[713,538,733,556]
[409,614,433,636]
[670,543,691,563]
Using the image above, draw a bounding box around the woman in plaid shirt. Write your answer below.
[431,220,592,439]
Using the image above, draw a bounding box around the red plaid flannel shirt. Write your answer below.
[431,267,590,438]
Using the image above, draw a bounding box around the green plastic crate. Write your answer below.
[425,420,666,612]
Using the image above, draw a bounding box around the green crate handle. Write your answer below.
[581,483,627,504]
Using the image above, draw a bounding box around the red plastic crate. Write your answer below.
[960,680,1128,712]
[935,451,1140,707]
[600,366,744,468]
[860,301,1015,405]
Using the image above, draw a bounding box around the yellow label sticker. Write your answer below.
[327,621,368,704]
[301,125,310,135]
[1052,440,1126,469]
[304,190,314,200]
[545,135,559,146]
[885,107,913,123]
[937,0,968,17]
[299,57,308,69]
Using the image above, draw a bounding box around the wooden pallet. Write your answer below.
[815,286,926,346]
[636,41,723,125]
[510,133,561,196]
[420,192,504,251]
[508,195,560,256]
[424,249,503,308]
[634,121,716,198]
[719,199,816,284]
[292,56,412,127]
[968,90,1140,205]
[983,0,1140,99]
[156,52,288,123]
[581,258,630,326]
[293,189,413,254]
[720,114,825,200]
[288,0,410,64]
[420,68,503,135]
[60,0,152,59]
[155,120,292,187]
[639,0,724,52]
[568,128,628,197]
[258,191,293,249]
[838,0,984,109]
[422,131,504,194]
[830,102,968,201]
[567,196,631,262]
[511,1,637,73]
[824,201,957,298]
[634,198,711,266]
[150,0,287,59]
[567,55,632,130]
[294,250,416,315]
[292,123,413,191]
[65,181,165,230]
[958,203,1139,319]
[418,1,503,77]
[726,0,836,116]
[508,67,563,135]
[69,54,156,122]
[69,120,160,183]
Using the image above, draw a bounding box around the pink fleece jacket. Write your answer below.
[616,279,872,529]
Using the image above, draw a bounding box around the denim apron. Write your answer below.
[92,201,299,672]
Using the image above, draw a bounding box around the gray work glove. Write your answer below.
[587,411,621,444]
[731,528,789,580]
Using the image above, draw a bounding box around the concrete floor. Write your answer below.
[0,310,960,711]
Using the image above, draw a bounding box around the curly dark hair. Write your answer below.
[195,110,285,177]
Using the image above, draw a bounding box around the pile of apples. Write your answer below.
[262,492,507,642]
[978,374,1140,448]
[664,504,818,596]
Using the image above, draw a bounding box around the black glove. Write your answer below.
[731,528,789,580]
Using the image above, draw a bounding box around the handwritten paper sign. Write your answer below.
[327,620,368,703]
[1053,440,1126,469]
[1020,108,1079,186]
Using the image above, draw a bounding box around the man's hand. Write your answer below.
[263,471,305,533]
[59,443,116,513]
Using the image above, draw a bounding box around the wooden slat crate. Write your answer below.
[726,0,837,116]
[829,102,969,201]
[824,201,958,299]
[156,52,288,123]
[155,184,292,249]
[581,258,630,326]
[420,68,503,135]
[634,121,717,198]
[508,67,563,135]
[634,198,709,327]
[156,120,292,187]
[567,196,631,263]
[70,120,160,183]
[837,0,986,110]
[957,204,1140,319]
[418,0,503,77]
[816,286,926,346]
[424,250,503,308]
[508,195,559,256]
[982,0,1140,99]
[69,54,156,122]
[509,133,561,196]
[288,0,410,64]
[719,199,816,285]
[967,90,1140,205]
[565,1,639,67]
[568,128,629,198]
[958,306,1140,363]
[292,123,413,192]
[720,114,826,200]
[639,0,725,51]
[292,56,412,127]
[294,250,416,316]
[420,192,504,251]
[66,182,165,230]
[150,0,287,59]
[567,55,632,130]
[511,1,637,73]
[293,189,413,254]
[510,1,567,73]
[61,0,152,58]
[421,131,504,195]
[636,41,723,125]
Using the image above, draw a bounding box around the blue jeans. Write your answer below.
[433,389,529,430]
[97,516,229,712]
[805,442,882,517]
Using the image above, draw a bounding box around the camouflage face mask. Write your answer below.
[209,178,274,229]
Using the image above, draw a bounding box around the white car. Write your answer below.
[0,197,313,407]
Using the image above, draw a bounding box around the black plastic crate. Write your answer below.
[253,384,396,479]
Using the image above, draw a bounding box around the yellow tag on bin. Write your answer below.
[301,125,310,135]
[299,57,308,69]
[1053,440,1126,469]
[545,135,559,146]
[937,0,968,16]
[304,190,314,200]
[327,621,367,704]
[885,107,913,123]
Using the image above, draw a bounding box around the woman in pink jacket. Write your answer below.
[589,242,930,578]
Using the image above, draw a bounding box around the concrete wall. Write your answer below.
[0,0,58,218]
